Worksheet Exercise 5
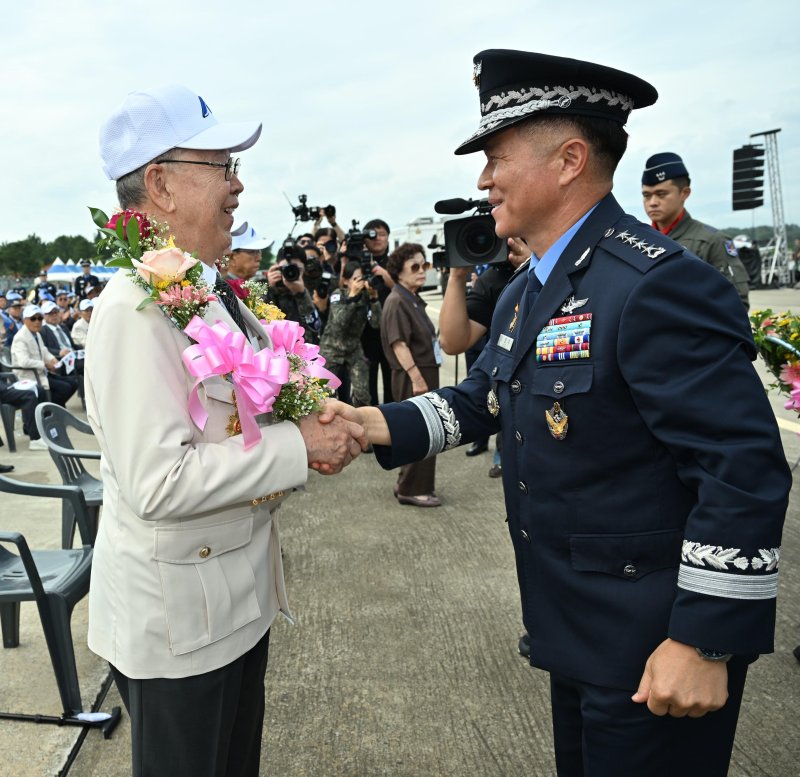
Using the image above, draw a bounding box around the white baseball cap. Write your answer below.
[79,299,95,312]
[99,84,262,181]
[40,301,59,314]
[23,304,42,319]
[231,220,249,237]
[231,225,273,251]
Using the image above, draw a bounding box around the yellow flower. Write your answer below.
[181,280,191,287]
[166,235,177,248]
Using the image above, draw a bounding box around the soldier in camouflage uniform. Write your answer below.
[642,152,750,308]
[319,262,381,407]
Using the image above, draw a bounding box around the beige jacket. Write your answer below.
[85,271,308,679]
[11,325,51,390]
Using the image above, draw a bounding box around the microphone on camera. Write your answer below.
[434,197,489,215]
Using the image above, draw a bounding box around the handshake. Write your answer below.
[298,400,390,475]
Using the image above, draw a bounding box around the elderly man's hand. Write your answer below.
[299,412,366,475]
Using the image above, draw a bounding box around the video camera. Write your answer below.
[343,220,382,289]
[433,197,508,268]
[291,194,336,223]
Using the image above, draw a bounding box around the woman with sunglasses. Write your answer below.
[381,243,442,507]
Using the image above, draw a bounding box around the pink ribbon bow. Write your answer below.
[264,319,341,389]
[182,316,290,449]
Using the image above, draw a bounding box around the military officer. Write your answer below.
[74,259,100,300]
[326,50,790,776]
[642,152,750,307]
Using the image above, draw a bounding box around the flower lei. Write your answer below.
[89,207,339,446]
[750,308,800,413]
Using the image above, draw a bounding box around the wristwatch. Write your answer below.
[695,647,732,662]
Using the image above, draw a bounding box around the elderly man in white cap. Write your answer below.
[88,85,365,777]
[70,298,93,347]
[224,221,272,283]
[11,303,77,411]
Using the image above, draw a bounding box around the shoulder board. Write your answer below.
[601,218,682,273]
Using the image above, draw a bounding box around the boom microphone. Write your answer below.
[434,197,489,215]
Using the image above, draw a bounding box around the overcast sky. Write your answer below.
[1,0,797,249]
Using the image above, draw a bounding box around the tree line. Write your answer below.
[0,233,110,277]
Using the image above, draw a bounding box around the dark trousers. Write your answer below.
[48,374,78,407]
[362,326,394,404]
[110,631,271,777]
[550,657,749,777]
[0,386,40,439]
[465,335,488,447]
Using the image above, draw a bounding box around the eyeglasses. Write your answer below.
[157,157,241,181]
[28,316,44,321]
[408,262,430,273]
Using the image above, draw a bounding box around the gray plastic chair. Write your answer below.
[35,402,102,548]
[0,474,120,735]
[0,371,19,453]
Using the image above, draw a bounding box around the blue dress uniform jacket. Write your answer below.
[374,193,790,690]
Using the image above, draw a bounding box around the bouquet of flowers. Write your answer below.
[750,308,800,413]
[89,207,339,445]
[90,207,215,329]
[227,277,285,325]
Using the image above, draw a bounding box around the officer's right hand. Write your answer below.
[449,267,471,283]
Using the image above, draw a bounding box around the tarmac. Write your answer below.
[0,287,798,777]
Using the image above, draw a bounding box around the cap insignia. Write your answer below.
[473,61,482,89]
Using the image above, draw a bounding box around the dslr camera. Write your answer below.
[291,194,336,223]
[277,237,305,283]
[433,197,508,268]
[343,220,381,289]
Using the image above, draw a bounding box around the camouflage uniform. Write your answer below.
[319,289,381,406]
[669,212,750,308]
[265,285,322,344]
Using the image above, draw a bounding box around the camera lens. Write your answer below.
[281,264,301,282]
[462,221,498,260]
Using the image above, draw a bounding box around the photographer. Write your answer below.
[265,241,322,343]
[319,262,381,407]
[302,243,337,329]
[312,204,345,243]
[360,218,395,404]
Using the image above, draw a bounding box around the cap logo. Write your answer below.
[473,61,482,89]
[656,171,666,181]
[198,96,212,119]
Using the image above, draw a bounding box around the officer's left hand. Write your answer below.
[632,638,729,717]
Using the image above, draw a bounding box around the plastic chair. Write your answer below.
[0,474,120,736]
[0,371,19,453]
[35,402,102,548]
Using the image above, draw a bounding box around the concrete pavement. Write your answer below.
[0,288,798,776]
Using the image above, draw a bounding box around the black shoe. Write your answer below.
[0,463,15,474]
[465,441,489,457]
[488,464,502,478]
[518,632,531,659]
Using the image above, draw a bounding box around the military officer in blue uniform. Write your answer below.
[325,50,790,776]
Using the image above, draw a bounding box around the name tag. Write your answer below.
[497,333,514,351]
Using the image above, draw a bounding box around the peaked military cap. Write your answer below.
[456,50,658,155]
[641,152,690,185]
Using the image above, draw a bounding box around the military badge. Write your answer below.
[509,301,519,332]
[473,60,482,88]
[724,239,739,257]
[487,389,500,417]
[560,295,589,314]
[545,402,568,440]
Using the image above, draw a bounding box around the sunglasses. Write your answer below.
[408,262,430,273]
[28,315,44,321]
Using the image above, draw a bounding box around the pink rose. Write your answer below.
[131,247,198,285]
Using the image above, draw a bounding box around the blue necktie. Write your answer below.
[518,267,543,327]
